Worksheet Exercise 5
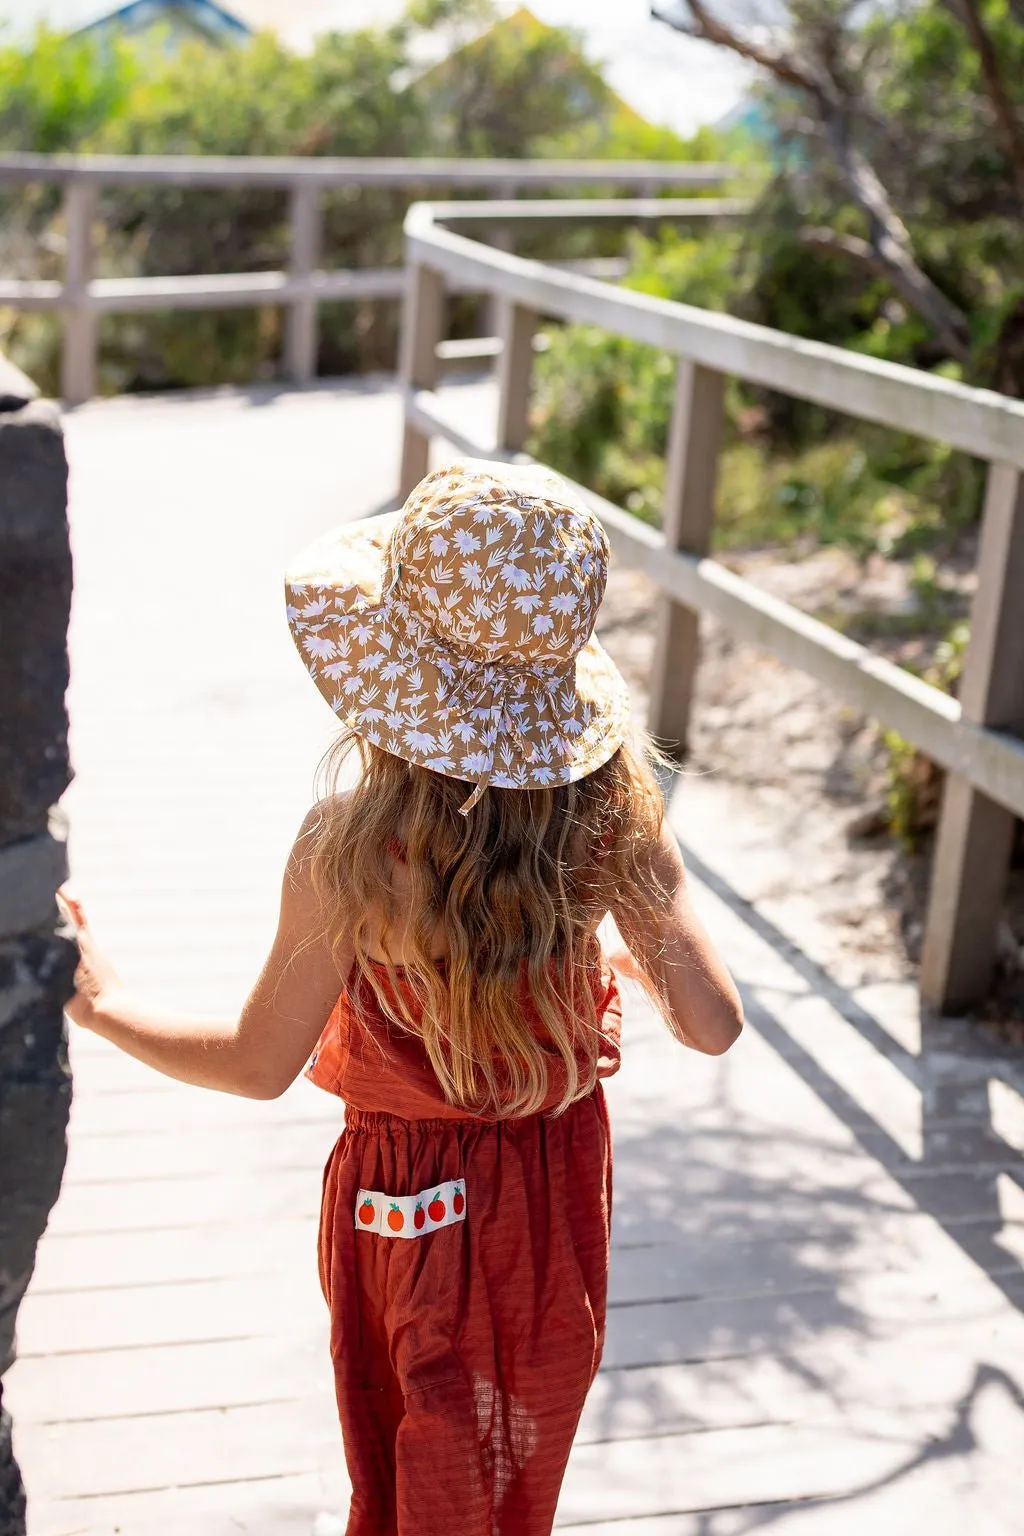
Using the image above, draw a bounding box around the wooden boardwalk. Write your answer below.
[6,379,1024,1534]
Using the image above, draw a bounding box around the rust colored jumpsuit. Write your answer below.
[306,958,622,1536]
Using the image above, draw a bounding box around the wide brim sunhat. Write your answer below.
[285,458,632,811]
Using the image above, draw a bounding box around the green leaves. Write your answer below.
[0,25,138,153]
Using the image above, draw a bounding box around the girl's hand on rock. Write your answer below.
[57,885,124,1030]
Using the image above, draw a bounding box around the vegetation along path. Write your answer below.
[5,378,1024,1534]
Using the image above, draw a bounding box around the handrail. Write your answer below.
[406,202,1024,472]
[0,152,731,188]
[399,199,1024,1015]
[0,157,738,405]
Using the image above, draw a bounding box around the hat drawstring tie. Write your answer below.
[457,672,549,817]
[457,678,508,817]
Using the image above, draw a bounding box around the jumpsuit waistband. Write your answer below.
[344,1106,492,1135]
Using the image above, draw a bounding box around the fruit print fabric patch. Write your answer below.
[353,1178,467,1239]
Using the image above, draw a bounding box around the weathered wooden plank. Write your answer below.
[15,1269,325,1356]
[27,1210,320,1296]
[436,196,751,227]
[5,1334,332,1424]
[43,1167,320,1236]
[495,301,538,452]
[61,1119,339,1184]
[28,1219,317,1295]
[0,279,63,309]
[284,183,322,382]
[606,1221,1019,1310]
[921,463,1024,1009]
[560,1490,1010,1536]
[85,269,405,309]
[60,1085,341,1135]
[23,1472,346,1536]
[398,263,445,497]
[581,1344,1024,1446]
[647,361,725,752]
[0,153,729,188]
[60,181,96,404]
[557,1416,1022,1527]
[601,1275,1024,1374]
[13,1398,342,1502]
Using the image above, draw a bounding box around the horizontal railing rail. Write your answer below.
[0,155,739,404]
[398,200,1024,1017]
[405,203,1024,471]
[0,153,732,188]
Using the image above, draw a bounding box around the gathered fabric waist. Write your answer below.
[343,1089,604,1137]
[344,1106,484,1134]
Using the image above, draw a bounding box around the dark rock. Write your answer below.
[0,389,74,1536]
[0,402,72,846]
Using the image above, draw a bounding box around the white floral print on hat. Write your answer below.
[285,458,632,811]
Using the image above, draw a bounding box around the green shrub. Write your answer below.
[0,0,722,391]
[0,25,138,152]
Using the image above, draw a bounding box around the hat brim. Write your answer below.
[285,512,632,791]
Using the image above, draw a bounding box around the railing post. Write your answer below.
[60,183,97,405]
[647,360,725,754]
[920,462,1024,1012]
[398,261,445,500]
[495,302,538,452]
[487,178,517,341]
[285,182,321,383]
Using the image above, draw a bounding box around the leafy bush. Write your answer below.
[0,25,137,152]
[0,0,721,393]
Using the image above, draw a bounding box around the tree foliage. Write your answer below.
[653,0,1024,392]
[0,0,708,389]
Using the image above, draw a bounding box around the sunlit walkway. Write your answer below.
[7,379,1024,1534]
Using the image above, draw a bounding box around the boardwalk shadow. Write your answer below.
[582,827,1024,1520]
[681,840,1024,1316]
[595,1053,918,1442]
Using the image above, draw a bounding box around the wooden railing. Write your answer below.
[398,199,1024,1016]
[0,153,740,405]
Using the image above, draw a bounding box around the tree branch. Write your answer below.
[798,220,968,358]
[943,0,1024,209]
[651,0,971,362]
[798,225,892,280]
[650,0,830,97]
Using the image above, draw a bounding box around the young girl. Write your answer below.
[62,459,743,1536]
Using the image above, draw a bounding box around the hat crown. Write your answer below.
[385,462,608,669]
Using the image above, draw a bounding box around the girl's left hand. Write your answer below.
[57,886,124,1030]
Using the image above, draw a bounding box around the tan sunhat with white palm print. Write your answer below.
[285,458,632,812]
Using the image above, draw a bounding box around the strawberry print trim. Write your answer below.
[353,1179,467,1240]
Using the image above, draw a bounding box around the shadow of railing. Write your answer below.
[683,841,1024,1316]
[574,824,1024,1523]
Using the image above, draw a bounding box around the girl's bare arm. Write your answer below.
[62,812,349,1100]
[608,822,743,1056]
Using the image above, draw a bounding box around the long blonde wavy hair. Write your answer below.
[307,731,667,1118]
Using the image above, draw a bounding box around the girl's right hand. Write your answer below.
[57,886,125,1030]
